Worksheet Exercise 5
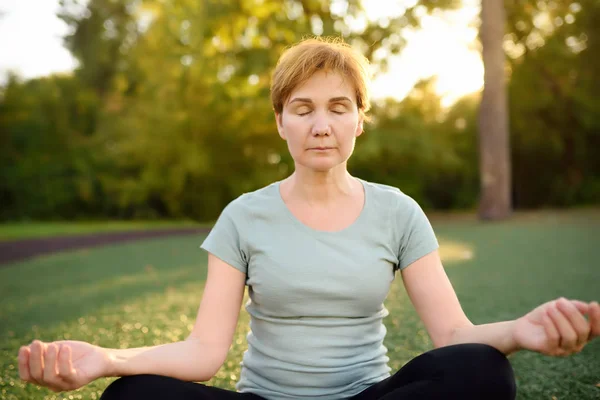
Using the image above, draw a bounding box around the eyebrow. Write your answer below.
[289,96,353,104]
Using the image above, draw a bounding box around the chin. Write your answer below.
[300,159,344,172]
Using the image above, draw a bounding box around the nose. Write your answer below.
[311,113,331,136]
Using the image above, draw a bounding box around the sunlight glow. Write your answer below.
[1,0,483,106]
[0,0,78,81]
[438,240,475,263]
[367,0,483,106]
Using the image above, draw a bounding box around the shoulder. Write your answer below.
[221,182,280,218]
[362,179,421,213]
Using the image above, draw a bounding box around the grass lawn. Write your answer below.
[0,221,207,241]
[0,212,599,399]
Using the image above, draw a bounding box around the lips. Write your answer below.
[310,146,335,150]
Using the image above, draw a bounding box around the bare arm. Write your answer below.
[400,250,473,349]
[107,338,229,382]
[108,253,246,379]
[401,250,599,356]
[19,254,246,391]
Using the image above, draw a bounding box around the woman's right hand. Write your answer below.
[18,340,112,392]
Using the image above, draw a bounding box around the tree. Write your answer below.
[53,0,462,220]
[504,0,600,207]
[478,0,512,220]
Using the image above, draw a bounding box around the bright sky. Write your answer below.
[0,0,77,79]
[0,0,483,106]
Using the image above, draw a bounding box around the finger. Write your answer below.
[43,344,59,386]
[570,300,590,315]
[57,345,75,385]
[548,302,578,351]
[18,347,32,382]
[542,313,560,350]
[29,341,45,383]
[557,298,590,347]
[590,301,600,339]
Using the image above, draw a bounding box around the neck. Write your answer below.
[283,164,357,205]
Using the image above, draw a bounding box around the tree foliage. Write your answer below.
[507,0,600,207]
[0,0,597,221]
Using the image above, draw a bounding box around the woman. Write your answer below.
[18,38,599,400]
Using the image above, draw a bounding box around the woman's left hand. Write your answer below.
[512,298,600,356]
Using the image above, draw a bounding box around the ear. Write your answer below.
[355,116,364,138]
[275,112,286,140]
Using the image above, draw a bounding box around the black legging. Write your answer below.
[100,343,516,399]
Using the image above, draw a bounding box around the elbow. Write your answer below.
[200,354,227,382]
[432,335,453,349]
[194,369,218,383]
[191,356,227,383]
[433,322,475,349]
[185,338,229,382]
[431,337,448,349]
[189,358,224,382]
[430,330,456,348]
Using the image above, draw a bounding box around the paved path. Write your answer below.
[0,227,208,266]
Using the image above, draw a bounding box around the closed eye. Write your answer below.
[331,103,348,114]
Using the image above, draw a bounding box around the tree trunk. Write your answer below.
[478,0,512,220]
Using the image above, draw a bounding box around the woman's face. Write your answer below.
[276,70,363,173]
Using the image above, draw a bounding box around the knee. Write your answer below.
[443,343,516,399]
[100,375,170,399]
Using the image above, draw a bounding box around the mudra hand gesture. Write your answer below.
[18,340,112,393]
[513,298,600,356]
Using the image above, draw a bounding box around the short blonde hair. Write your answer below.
[270,37,372,120]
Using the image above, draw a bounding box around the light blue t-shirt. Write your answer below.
[200,178,439,399]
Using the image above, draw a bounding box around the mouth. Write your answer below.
[310,146,335,150]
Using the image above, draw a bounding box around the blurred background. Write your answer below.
[1,0,598,223]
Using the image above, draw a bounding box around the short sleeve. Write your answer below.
[200,203,248,274]
[397,196,439,270]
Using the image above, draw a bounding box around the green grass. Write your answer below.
[0,221,208,241]
[1,212,599,399]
